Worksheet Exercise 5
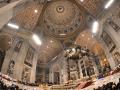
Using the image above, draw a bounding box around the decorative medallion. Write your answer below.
[56,6,65,13]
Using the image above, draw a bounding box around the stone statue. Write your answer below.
[7,60,15,76]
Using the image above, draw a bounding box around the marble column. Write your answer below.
[49,68,52,83]
[105,25,120,49]
[75,60,80,79]
[78,60,82,78]
[43,70,46,82]
[93,64,99,76]
[58,56,66,84]
[97,20,116,69]
[1,38,17,74]
[66,58,70,80]
[84,56,89,78]
[99,39,116,69]
[13,41,29,80]
[30,52,38,83]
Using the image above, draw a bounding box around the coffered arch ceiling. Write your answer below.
[76,30,96,49]
[12,2,43,30]
[75,30,105,55]
[75,0,106,17]
[75,0,112,18]
[37,37,63,64]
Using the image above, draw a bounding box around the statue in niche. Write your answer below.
[21,66,31,82]
[102,64,111,74]
[86,67,95,77]
[70,73,77,80]
[70,65,76,70]
[101,30,115,51]
[7,60,15,76]
[24,47,34,67]
[54,72,60,84]
[69,60,76,70]
[14,40,23,52]
[114,52,120,65]
[107,19,120,32]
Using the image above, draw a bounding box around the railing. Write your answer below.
[50,84,78,90]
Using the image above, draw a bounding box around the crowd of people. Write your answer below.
[0,73,39,90]
[110,64,120,75]
[0,79,40,90]
[0,80,20,90]
[94,78,120,90]
[93,65,120,90]
[0,64,119,90]
[97,64,120,79]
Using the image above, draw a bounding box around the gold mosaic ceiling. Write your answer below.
[10,0,107,32]
[75,0,108,17]
[12,2,43,30]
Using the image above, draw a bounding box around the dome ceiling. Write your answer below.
[1,0,111,64]
[42,0,85,38]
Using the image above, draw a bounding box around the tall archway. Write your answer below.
[52,64,60,84]
[75,30,111,73]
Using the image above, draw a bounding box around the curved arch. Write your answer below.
[75,29,116,69]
